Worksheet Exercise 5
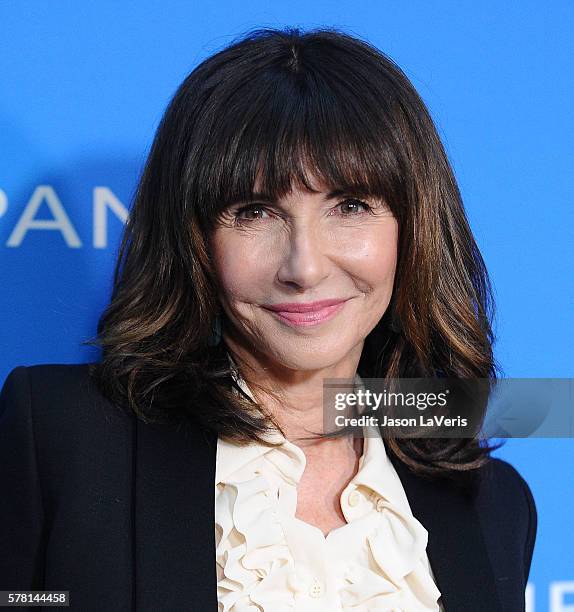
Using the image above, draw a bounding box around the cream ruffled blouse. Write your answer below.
[215,366,445,611]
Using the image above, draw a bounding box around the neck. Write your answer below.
[224,337,364,450]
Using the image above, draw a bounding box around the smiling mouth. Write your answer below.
[262,300,348,328]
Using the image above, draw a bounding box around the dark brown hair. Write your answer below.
[84,26,503,481]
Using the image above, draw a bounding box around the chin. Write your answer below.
[262,339,357,372]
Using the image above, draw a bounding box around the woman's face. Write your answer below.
[211,174,399,372]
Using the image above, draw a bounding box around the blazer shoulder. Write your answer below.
[1,362,134,453]
[2,362,96,401]
[2,361,127,416]
[480,456,536,513]
[478,456,538,581]
[2,362,99,400]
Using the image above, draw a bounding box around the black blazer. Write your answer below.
[0,364,537,612]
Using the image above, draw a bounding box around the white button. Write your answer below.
[308,578,324,598]
[348,490,360,507]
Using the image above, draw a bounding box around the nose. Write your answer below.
[276,222,329,290]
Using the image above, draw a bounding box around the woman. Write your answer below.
[0,27,536,611]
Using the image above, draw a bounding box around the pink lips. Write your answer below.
[263,298,349,327]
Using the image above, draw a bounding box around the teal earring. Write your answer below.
[207,314,222,347]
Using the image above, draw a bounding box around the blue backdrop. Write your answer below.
[1,2,573,610]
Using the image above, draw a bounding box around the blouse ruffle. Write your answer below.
[215,436,442,611]
[216,359,442,610]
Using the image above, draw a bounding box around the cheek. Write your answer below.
[211,232,269,302]
[338,221,399,288]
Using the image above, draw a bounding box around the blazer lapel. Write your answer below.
[388,451,504,612]
[133,411,503,612]
[134,416,218,611]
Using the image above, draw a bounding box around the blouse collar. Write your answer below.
[216,354,413,515]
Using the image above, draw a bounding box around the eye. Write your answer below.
[335,198,373,216]
[233,204,272,222]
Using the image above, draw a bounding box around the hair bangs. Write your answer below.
[194,56,408,230]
